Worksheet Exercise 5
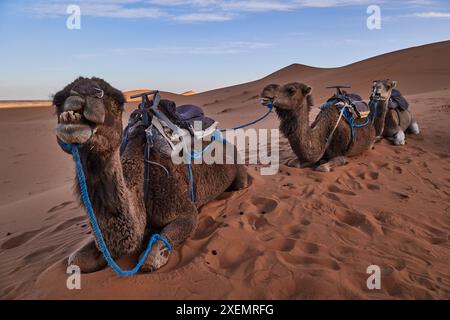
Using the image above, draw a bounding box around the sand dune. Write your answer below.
[0,41,449,299]
[0,101,52,110]
[181,90,197,96]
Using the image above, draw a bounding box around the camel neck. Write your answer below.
[370,98,389,137]
[77,149,146,255]
[277,101,327,164]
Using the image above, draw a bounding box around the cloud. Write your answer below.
[414,11,450,18]
[32,1,166,19]
[173,12,235,22]
[30,0,437,22]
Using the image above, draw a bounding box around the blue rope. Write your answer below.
[187,162,195,202]
[340,107,371,140]
[220,103,273,132]
[66,143,172,277]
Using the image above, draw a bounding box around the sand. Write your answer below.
[0,41,449,299]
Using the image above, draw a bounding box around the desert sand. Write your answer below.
[0,41,449,299]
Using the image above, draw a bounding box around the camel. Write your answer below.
[54,77,247,273]
[383,89,420,145]
[260,80,397,172]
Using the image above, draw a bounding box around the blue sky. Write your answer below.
[0,0,449,100]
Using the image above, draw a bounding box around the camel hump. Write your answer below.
[388,89,409,111]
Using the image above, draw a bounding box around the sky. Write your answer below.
[0,0,449,100]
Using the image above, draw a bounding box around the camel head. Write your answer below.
[264,82,313,111]
[260,84,281,107]
[54,77,125,154]
[371,79,397,102]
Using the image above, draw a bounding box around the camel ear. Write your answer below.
[390,81,397,89]
[303,86,312,96]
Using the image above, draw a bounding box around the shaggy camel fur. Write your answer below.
[260,81,397,172]
[383,91,420,145]
[54,77,247,273]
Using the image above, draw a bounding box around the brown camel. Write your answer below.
[383,89,420,145]
[260,80,397,172]
[54,77,247,273]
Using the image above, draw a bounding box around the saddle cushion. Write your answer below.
[176,104,216,130]
[389,89,409,111]
[352,101,371,119]
[158,100,216,131]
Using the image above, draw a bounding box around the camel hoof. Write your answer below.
[286,159,302,168]
[409,121,420,135]
[315,163,331,173]
[140,241,171,273]
[68,250,107,274]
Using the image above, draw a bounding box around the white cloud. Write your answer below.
[173,12,234,22]
[415,11,450,18]
[31,0,438,22]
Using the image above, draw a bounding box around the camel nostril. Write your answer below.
[63,95,85,112]
[83,96,106,124]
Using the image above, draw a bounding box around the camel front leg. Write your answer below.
[68,238,107,273]
[315,156,348,172]
[140,213,197,272]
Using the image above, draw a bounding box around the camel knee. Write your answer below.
[140,215,197,273]
[408,121,420,135]
[68,239,107,273]
[229,165,248,190]
[160,215,198,248]
[316,156,347,172]
[393,130,406,146]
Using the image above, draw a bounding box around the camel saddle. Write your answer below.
[121,92,218,155]
[158,99,216,132]
[388,89,409,111]
[323,91,371,119]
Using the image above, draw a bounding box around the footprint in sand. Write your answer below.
[328,185,356,196]
[250,196,279,214]
[47,201,75,213]
[23,245,60,263]
[191,216,225,240]
[366,183,381,191]
[296,241,320,254]
[358,171,379,181]
[279,253,341,271]
[52,216,86,233]
[1,229,43,250]
[211,244,263,273]
[265,238,296,252]
[335,210,377,236]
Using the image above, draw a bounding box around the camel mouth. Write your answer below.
[56,110,96,144]
[260,97,274,106]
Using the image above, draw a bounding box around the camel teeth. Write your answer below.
[60,111,83,123]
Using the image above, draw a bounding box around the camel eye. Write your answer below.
[286,86,296,95]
